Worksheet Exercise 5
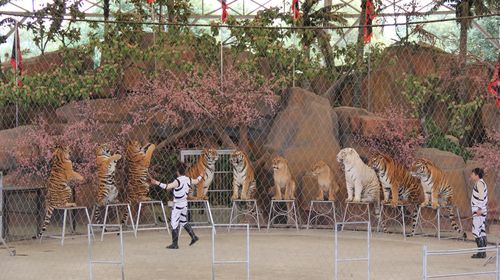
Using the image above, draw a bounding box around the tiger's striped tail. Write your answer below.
[36,206,54,238]
[93,205,103,224]
[448,207,467,239]
[410,207,419,236]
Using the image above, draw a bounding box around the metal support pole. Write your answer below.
[422,245,427,280]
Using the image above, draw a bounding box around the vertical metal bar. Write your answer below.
[85,208,94,240]
[135,203,142,233]
[220,27,223,88]
[61,209,68,246]
[496,242,499,280]
[422,245,427,280]
[101,206,109,241]
[119,224,125,280]
[211,225,216,280]
[160,202,170,234]
[127,204,137,237]
[334,222,338,280]
[307,201,313,230]
[246,224,250,280]
[229,201,236,231]
[88,224,93,280]
[367,223,371,280]
[14,22,19,128]
[401,205,406,240]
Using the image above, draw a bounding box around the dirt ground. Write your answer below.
[0,228,498,280]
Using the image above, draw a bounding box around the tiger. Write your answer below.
[336,148,381,213]
[410,158,467,238]
[125,141,156,203]
[121,141,156,224]
[310,160,339,201]
[186,148,219,200]
[37,145,84,238]
[230,150,256,200]
[271,156,296,200]
[369,154,423,206]
[92,144,122,224]
[369,154,424,234]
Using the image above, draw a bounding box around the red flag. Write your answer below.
[10,28,23,87]
[147,0,154,4]
[487,52,500,107]
[291,0,300,20]
[363,0,376,44]
[221,0,228,23]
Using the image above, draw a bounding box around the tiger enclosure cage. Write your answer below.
[0,0,498,242]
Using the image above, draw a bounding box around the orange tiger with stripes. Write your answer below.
[121,141,156,224]
[37,145,84,238]
[230,150,256,200]
[369,154,423,234]
[410,158,467,238]
[93,144,122,224]
[187,148,219,200]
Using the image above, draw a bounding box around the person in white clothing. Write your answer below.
[151,162,204,249]
[470,167,488,259]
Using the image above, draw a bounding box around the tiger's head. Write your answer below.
[96,143,111,158]
[410,158,433,179]
[52,145,71,163]
[272,156,289,172]
[336,148,360,166]
[369,154,390,173]
[311,160,329,177]
[230,150,246,169]
[202,148,219,166]
[126,141,153,161]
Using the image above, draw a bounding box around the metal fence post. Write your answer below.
[422,245,427,280]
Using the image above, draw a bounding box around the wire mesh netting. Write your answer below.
[0,0,499,278]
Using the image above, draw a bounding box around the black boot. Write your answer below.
[471,237,482,258]
[183,223,199,246]
[167,227,179,249]
[479,236,487,258]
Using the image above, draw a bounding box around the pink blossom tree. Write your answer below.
[354,108,425,167]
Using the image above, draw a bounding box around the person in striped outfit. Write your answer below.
[470,167,488,259]
[151,162,205,249]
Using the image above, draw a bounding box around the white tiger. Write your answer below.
[336,148,381,207]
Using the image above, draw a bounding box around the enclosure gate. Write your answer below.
[422,244,500,280]
[0,172,15,256]
[88,224,125,280]
[211,224,250,280]
[180,149,236,224]
[334,221,371,280]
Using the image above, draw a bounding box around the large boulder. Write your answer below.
[0,125,36,171]
[415,148,466,170]
[264,87,342,210]
[55,99,131,123]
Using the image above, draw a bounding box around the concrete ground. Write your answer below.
[0,228,498,280]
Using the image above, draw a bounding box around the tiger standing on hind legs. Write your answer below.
[92,144,122,224]
[150,162,206,249]
[36,146,84,239]
[469,168,488,259]
[121,141,156,226]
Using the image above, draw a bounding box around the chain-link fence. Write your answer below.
[0,0,499,278]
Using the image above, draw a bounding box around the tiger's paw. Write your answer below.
[65,202,77,207]
[352,198,361,203]
[345,198,353,203]
[240,194,249,200]
[383,199,390,204]
[391,201,399,207]
[271,195,281,200]
[420,202,429,207]
[431,202,439,209]
[231,194,240,201]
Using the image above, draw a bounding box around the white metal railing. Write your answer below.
[88,224,125,280]
[211,224,250,280]
[334,221,371,280]
[423,244,500,280]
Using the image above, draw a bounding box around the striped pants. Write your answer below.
[171,203,188,229]
[472,214,486,238]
